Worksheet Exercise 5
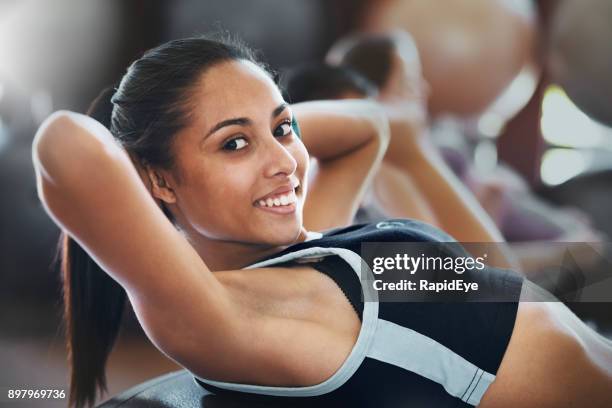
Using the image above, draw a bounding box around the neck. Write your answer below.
[182,227,310,272]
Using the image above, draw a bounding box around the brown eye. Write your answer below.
[273,121,292,138]
[223,137,248,151]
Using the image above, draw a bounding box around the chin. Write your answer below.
[257,223,302,246]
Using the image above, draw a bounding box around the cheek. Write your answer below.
[177,161,256,229]
[199,164,255,211]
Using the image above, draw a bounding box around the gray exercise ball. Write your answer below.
[548,0,612,126]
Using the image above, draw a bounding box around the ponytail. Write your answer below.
[60,88,127,407]
[57,37,266,406]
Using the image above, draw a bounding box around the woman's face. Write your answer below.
[162,60,309,246]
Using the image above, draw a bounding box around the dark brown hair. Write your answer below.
[339,36,395,89]
[282,62,376,103]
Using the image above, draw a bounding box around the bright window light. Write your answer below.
[540,85,609,149]
[540,148,592,186]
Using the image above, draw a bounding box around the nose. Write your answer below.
[261,133,298,179]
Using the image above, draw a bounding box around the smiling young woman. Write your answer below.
[33,36,388,407]
[33,36,612,408]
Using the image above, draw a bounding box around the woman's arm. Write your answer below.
[371,162,439,225]
[293,100,390,231]
[379,101,519,269]
[32,111,271,379]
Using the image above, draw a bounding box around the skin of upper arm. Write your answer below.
[33,111,252,375]
[303,141,383,231]
[375,113,518,269]
[372,162,438,225]
[293,101,390,231]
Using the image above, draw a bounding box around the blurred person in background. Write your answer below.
[324,28,608,290]
[287,30,517,269]
[356,0,608,241]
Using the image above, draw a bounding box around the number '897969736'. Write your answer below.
[7,389,66,399]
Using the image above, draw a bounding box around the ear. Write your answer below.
[144,165,177,204]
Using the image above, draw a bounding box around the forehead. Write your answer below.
[190,60,283,124]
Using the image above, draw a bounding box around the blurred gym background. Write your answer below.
[1,0,611,406]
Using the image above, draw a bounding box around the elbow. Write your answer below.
[32,111,86,220]
[32,111,81,182]
[32,110,114,185]
[366,103,391,162]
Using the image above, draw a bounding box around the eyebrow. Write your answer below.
[203,102,289,140]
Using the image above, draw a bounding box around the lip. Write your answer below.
[254,182,300,203]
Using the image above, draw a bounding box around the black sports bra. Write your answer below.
[278,254,364,321]
[194,219,524,407]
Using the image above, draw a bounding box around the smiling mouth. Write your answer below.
[255,186,299,208]
[253,185,301,214]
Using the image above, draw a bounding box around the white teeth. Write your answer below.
[257,191,297,207]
